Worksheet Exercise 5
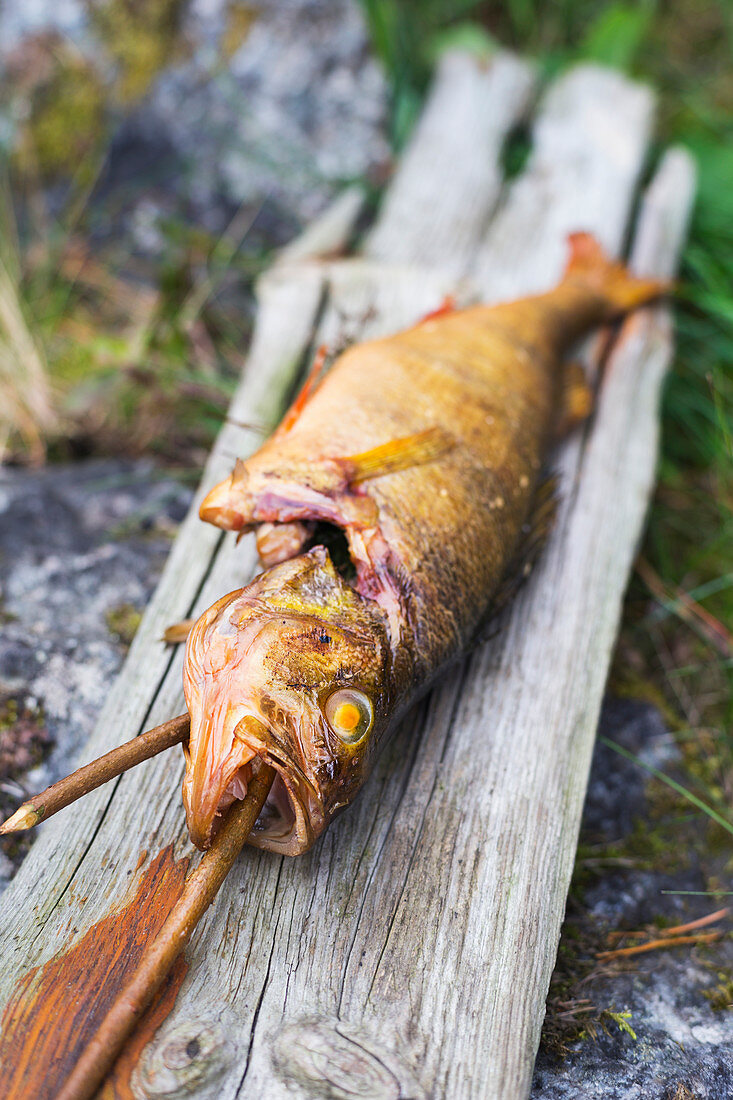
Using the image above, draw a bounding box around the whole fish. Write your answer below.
[182,234,663,855]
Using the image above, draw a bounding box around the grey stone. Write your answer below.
[0,460,192,839]
[0,0,390,245]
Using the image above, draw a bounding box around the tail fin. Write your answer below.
[564,232,669,314]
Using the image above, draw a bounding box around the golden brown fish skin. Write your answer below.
[187,234,666,853]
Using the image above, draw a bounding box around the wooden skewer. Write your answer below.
[57,762,276,1100]
[0,714,190,835]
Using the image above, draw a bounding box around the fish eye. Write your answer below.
[324,688,373,743]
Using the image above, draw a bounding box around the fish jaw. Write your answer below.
[181,697,321,854]
[181,598,273,849]
[181,696,259,850]
[180,579,338,855]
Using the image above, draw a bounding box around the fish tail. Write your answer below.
[563,232,669,315]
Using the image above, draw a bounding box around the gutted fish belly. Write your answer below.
[183,233,666,856]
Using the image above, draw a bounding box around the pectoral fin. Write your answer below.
[344,426,453,484]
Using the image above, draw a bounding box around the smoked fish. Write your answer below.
[182,234,664,855]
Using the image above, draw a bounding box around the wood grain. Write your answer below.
[0,53,695,1100]
[364,49,537,277]
[0,846,190,1100]
[473,63,655,300]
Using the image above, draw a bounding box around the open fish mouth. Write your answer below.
[222,753,317,857]
[183,710,325,857]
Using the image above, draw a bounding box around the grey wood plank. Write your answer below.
[390,144,694,1099]
[0,263,327,969]
[0,51,532,1095]
[472,64,655,300]
[364,49,536,277]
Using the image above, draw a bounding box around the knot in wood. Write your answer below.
[132,1018,232,1097]
[272,1017,425,1099]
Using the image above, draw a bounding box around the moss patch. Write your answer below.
[105,603,143,647]
[0,695,54,868]
[0,696,51,775]
[6,35,106,183]
[541,908,610,1059]
[703,971,733,1012]
[88,0,191,105]
[541,715,733,1062]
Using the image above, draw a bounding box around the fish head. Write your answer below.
[182,546,393,855]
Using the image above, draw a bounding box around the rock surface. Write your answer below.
[0,0,390,244]
[531,699,733,1100]
[0,460,192,883]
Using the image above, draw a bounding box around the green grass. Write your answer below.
[0,9,267,466]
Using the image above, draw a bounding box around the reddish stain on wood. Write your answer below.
[0,845,190,1100]
[100,954,189,1099]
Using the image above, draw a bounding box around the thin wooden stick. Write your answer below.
[606,906,730,941]
[0,714,190,835]
[57,762,276,1100]
[597,930,724,961]
[636,556,733,656]
[663,906,730,937]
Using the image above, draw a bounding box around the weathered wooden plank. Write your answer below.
[364,48,536,276]
[0,51,695,1100]
[0,50,530,1095]
[276,185,365,266]
[349,148,694,1099]
[120,67,679,1100]
[223,92,690,1100]
[473,64,655,300]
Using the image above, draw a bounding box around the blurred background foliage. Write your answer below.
[0,0,257,466]
[0,1,731,841]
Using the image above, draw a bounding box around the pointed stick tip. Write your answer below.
[0,803,42,834]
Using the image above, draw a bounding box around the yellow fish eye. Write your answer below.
[324,689,373,743]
